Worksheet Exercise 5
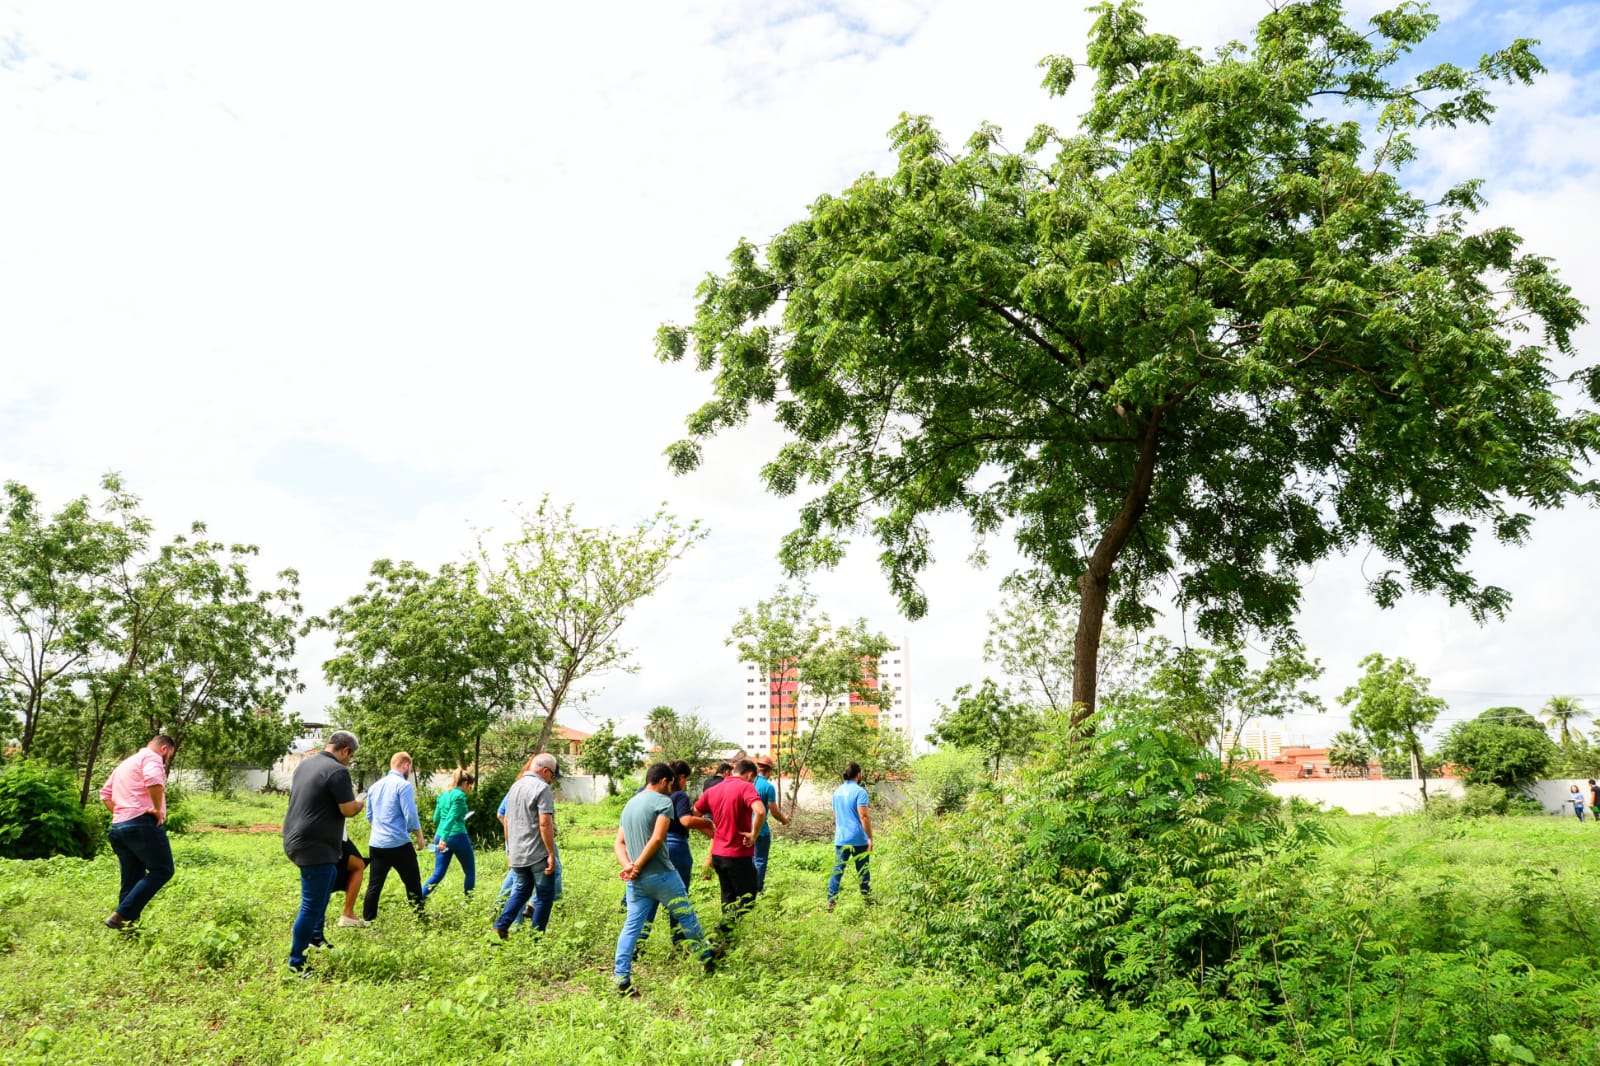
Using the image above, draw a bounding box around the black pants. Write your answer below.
[363,844,425,922]
[710,854,758,938]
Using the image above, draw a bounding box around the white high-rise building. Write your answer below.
[737,637,912,757]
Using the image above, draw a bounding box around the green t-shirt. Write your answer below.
[619,789,676,879]
[432,787,469,840]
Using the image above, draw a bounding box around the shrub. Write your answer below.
[0,761,99,859]
[905,747,987,816]
[896,703,1328,999]
[1460,783,1511,817]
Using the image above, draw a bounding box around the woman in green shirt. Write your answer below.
[422,769,475,898]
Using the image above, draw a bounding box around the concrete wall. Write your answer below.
[1273,778,1593,816]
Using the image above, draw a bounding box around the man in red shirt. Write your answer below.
[98,734,177,930]
[692,758,766,945]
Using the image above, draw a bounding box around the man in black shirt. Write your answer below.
[283,730,365,973]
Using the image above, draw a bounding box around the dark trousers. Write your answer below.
[493,864,555,933]
[363,844,425,922]
[108,814,174,922]
[711,854,759,939]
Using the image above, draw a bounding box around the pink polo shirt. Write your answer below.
[99,748,168,823]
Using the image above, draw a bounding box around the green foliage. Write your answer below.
[480,498,704,754]
[1341,654,1446,792]
[905,747,988,816]
[642,706,725,772]
[576,719,645,794]
[983,588,1136,713]
[926,678,1041,777]
[317,558,539,775]
[1138,637,1323,760]
[1327,729,1373,777]
[793,712,909,784]
[898,702,1328,996]
[662,0,1598,722]
[1540,696,1588,746]
[0,761,99,859]
[1438,708,1557,790]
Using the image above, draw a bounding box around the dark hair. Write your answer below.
[736,759,757,777]
[714,761,733,776]
[150,734,177,752]
[670,760,692,782]
[646,762,675,786]
[842,762,863,782]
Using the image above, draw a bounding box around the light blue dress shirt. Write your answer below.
[366,769,420,848]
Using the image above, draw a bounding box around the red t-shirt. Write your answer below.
[693,777,761,858]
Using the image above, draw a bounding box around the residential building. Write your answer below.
[738,637,912,757]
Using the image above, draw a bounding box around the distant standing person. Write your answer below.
[493,753,558,938]
[827,762,873,911]
[697,761,733,882]
[692,758,766,945]
[1588,779,1598,818]
[1571,783,1587,823]
[99,734,177,930]
[282,730,365,973]
[612,762,717,994]
[363,752,428,922]
[422,769,476,899]
[751,755,790,892]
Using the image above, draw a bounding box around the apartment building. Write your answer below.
[737,638,912,757]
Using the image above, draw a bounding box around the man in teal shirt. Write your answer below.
[752,755,790,892]
[612,762,714,994]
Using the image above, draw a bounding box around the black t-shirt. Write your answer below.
[699,775,725,796]
[283,750,356,866]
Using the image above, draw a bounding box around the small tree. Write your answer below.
[796,713,909,785]
[983,589,1135,715]
[927,678,1042,778]
[1140,638,1324,764]
[483,499,703,754]
[643,706,725,773]
[577,719,645,795]
[1340,654,1445,799]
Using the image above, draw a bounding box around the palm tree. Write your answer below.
[1541,695,1587,746]
[1328,729,1373,778]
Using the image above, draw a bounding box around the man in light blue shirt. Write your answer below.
[827,762,873,911]
[362,751,427,922]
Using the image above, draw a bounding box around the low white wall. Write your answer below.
[1274,778,1594,816]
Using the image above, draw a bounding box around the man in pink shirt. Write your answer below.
[99,734,177,930]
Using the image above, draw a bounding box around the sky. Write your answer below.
[3,0,1598,752]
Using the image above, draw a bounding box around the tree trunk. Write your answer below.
[1070,414,1163,723]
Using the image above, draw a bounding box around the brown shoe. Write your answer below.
[104,913,126,930]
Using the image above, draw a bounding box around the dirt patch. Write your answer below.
[195,824,282,834]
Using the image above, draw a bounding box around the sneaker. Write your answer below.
[337,916,370,928]
[104,913,126,931]
[614,979,639,997]
[826,899,836,912]
[287,966,316,981]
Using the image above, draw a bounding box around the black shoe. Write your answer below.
[104,914,126,931]
[703,957,717,976]
[307,937,330,950]
[615,979,639,997]
[826,899,836,912]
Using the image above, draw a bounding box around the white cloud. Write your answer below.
[2,0,1597,751]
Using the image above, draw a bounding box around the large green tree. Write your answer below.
[659,0,1597,720]
[1438,707,1556,791]
[577,719,646,795]
[481,498,703,755]
[1340,653,1445,797]
[317,559,539,776]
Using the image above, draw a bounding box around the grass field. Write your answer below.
[4,794,1600,1064]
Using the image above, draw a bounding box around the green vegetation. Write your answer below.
[8,735,1600,1064]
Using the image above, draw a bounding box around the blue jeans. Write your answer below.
[422,833,475,897]
[753,833,772,892]
[828,844,871,900]
[107,814,174,922]
[498,852,561,926]
[614,869,709,983]
[290,863,338,969]
[640,836,696,943]
[494,863,555,933]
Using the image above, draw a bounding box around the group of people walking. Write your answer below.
[97,730,876,993]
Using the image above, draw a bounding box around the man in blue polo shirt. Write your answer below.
[751,755,790,892]
[362,751,427,922]
[827,762,872,910]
